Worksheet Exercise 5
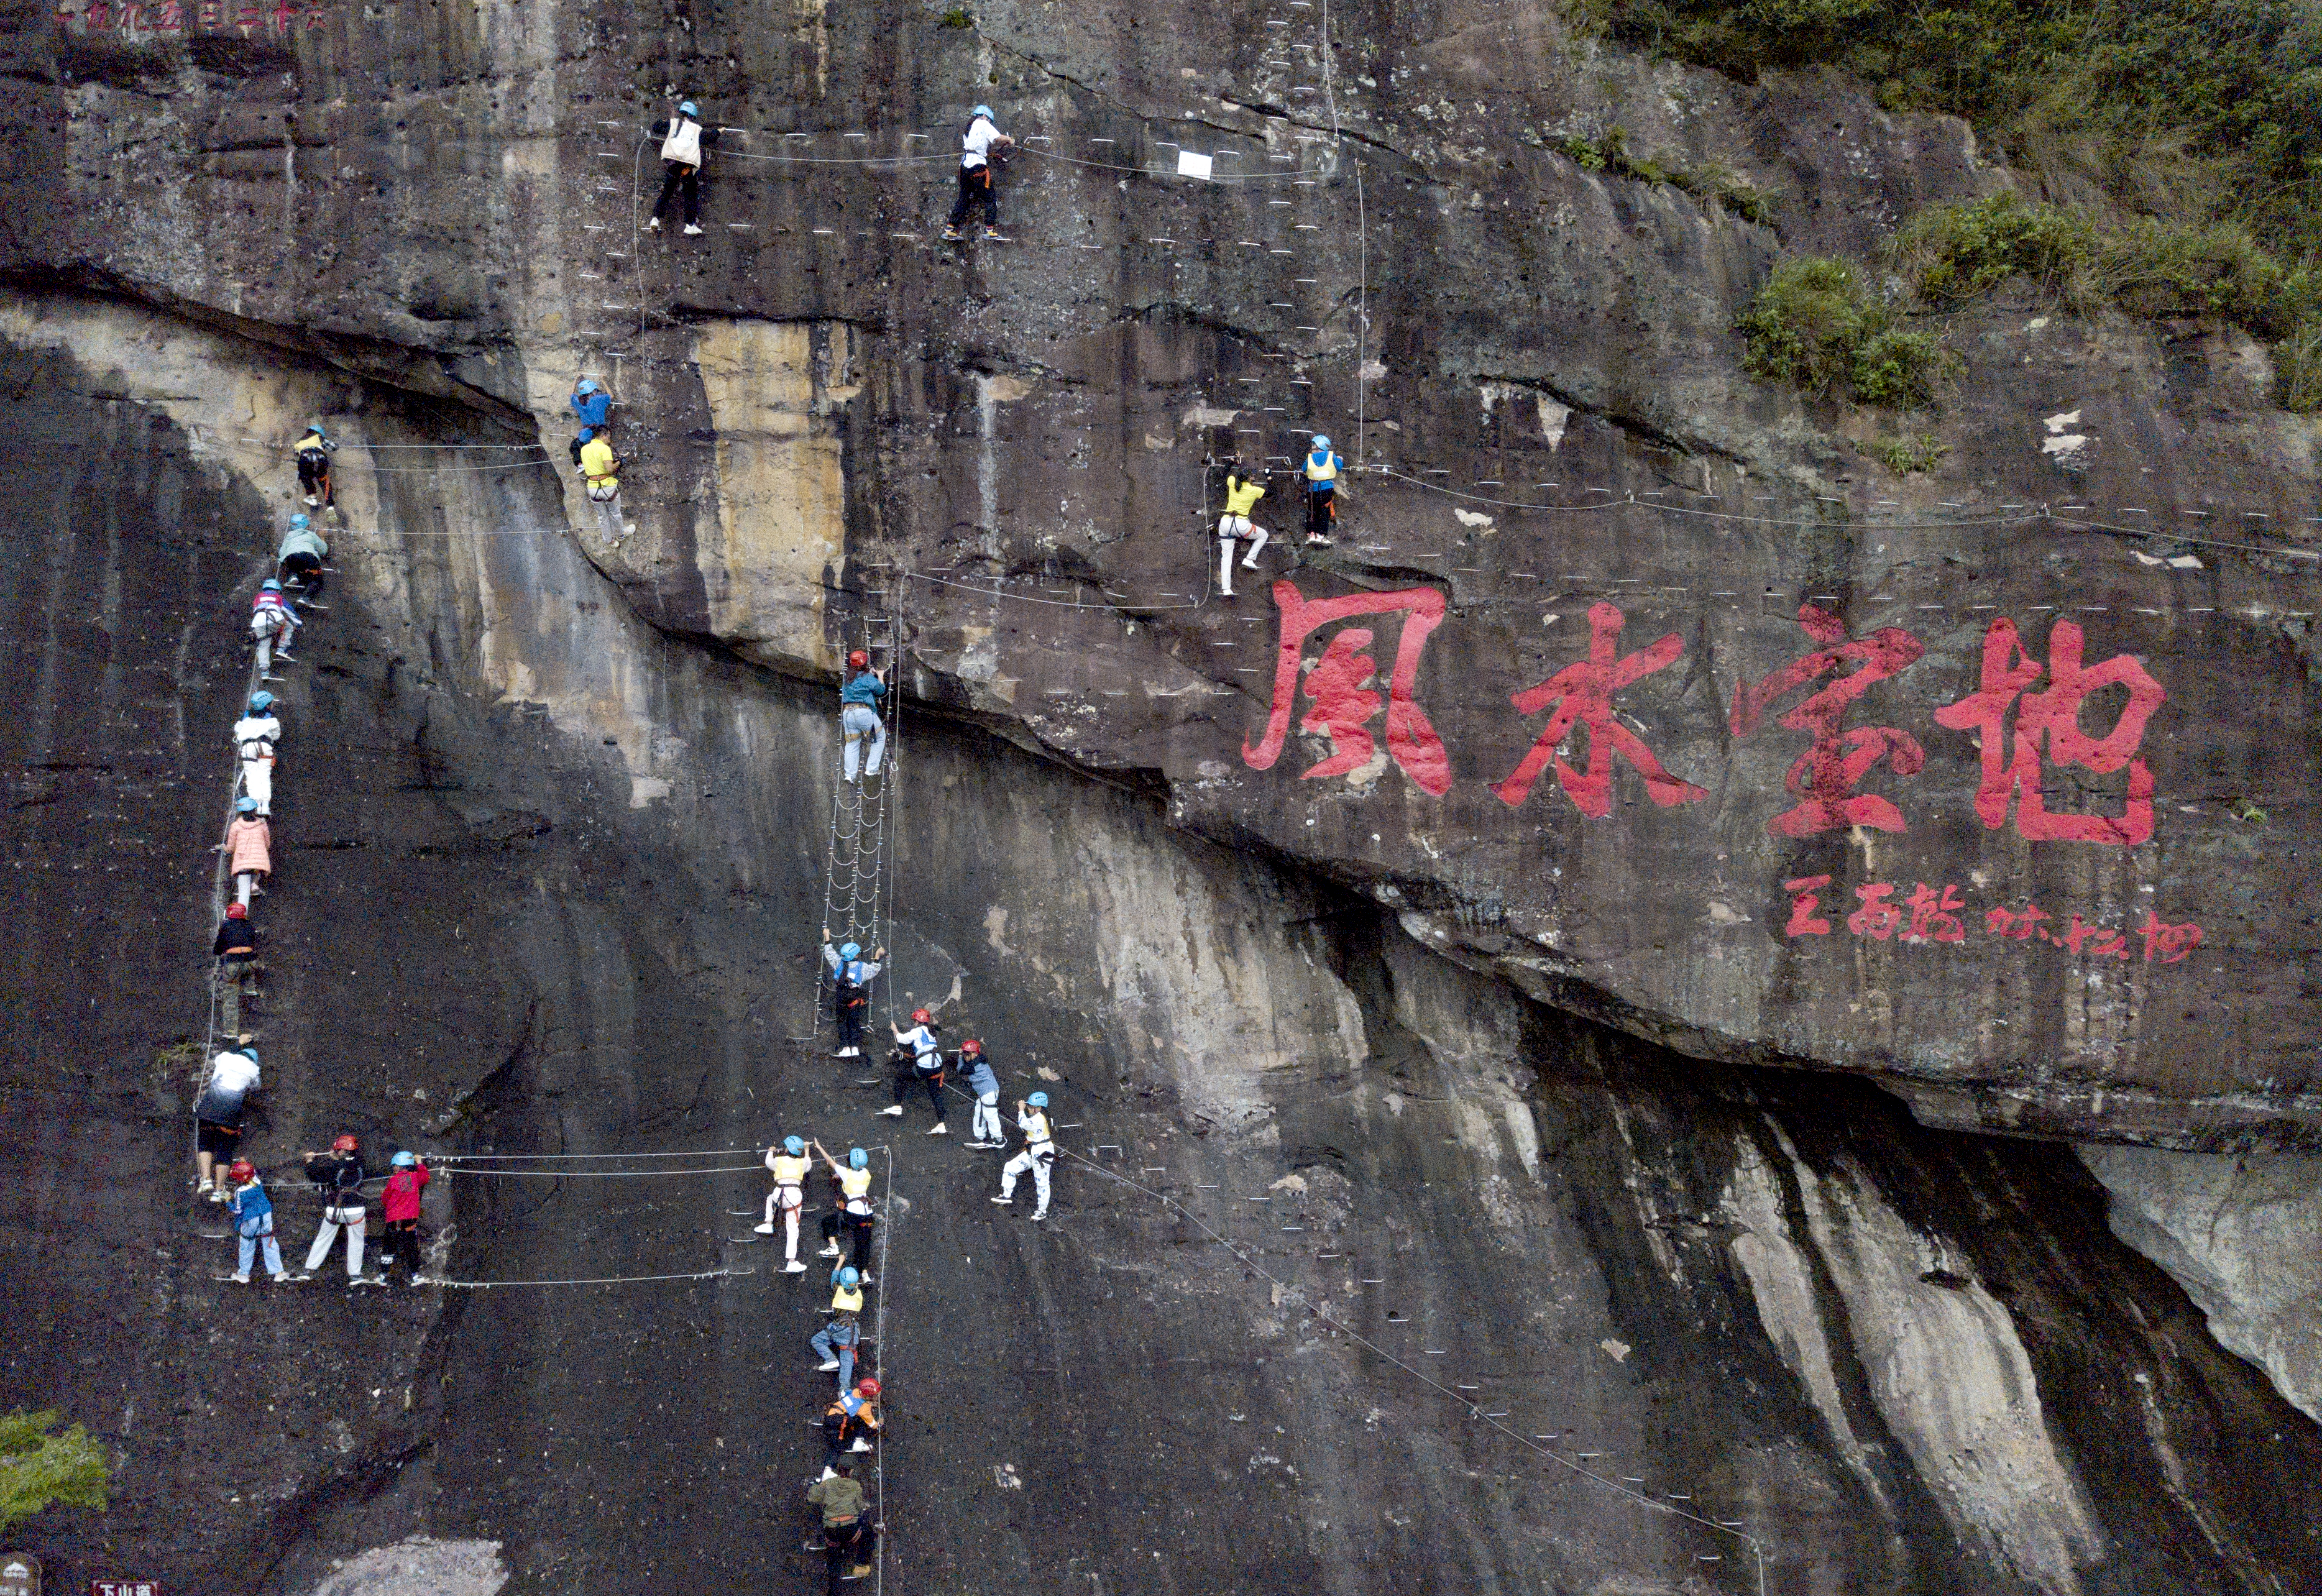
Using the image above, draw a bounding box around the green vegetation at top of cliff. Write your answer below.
[1,1410,111,1535]
[1582,1,2322,407]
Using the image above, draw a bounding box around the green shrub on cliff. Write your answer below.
[0,1410,111,1535]
[1896,191,2098,306]
[1737,257,1957,405]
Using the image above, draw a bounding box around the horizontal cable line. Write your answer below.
[434,1146,764,1160]
[439,1163,766,1178]
[434,1266,740,1288]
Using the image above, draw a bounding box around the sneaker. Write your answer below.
[648,217,662,232]
[683,223,704,236]
[410,1274,433,1286]
[207,1186,227,1203]
[878,1105,904,1117]
[850,1438,873,1452]
[817,1360,842,1372]
[277,1272,308,1283]
[847,1566,871,1580]
[232,1273,252,1284]
[940,226,963,242]
[819,1243,842,1258]
[802,1538,829,1552]
[352,1276,387,1288]
[983,227,1009,241]
[820,1467,837,1481]
[1031,1211,1049,1222]
[990,1195,1013,1205]
[782,1260,808,1274]
[753,1222,777,1234]
[856,1273,874,1286]
[927,1123,948,1135]
[1241,556,1262,569]
[303,495,319,507]
[273,653,296,664]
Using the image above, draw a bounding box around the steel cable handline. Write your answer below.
[440,1163,769,1178]
[1050,1143,1771,1596]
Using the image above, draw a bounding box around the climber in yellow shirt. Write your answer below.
[1216,462,1270,598]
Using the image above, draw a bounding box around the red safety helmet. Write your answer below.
[855,1378,879,1398]
[331,1134,359,1153]
[225,902,247,919]
[227,1158,256,1183]
[961,1039,982,1056]
[911,1008,932,1025]
[848,649,870,671]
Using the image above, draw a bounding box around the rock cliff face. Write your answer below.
[0,1,2317,1592]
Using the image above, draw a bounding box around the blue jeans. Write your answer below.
[237,1230,285,1278]
[812,1322,859,1391]
[842,705,886,780]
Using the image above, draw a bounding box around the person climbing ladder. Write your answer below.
[277,515,329,608]
[755,1134,812,1273]
[838,650,887,784]
[211,903,263,1034]
[249,580,300,679]
[218,796,272,907]
[942,105,1014,242]
[1216,461,1270,597]
[820,932,884,1058]
[579,430,626,541]
[648,101,720,236]
[1301,434,1346,546]
[233,690,281,818]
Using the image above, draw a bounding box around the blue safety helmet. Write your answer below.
[839,942,861,960]
[236,796,257,813]
[1027,1091,1049,1108]
[576,377,599,395]
[248,691,275,713]
[784,1135,805,1156]
[1311,436,1331,450]
[837,1266,860,1286]
[679,100,699,117]
[392,1150,417,1168]
[848,1148,868,1170]
[303,424,327,438]
[973,104,995,121]
[260,579,282,592]
[288,512,310,531]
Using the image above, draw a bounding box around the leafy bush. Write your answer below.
[1896,191,2098,306]
[2095,218,2297,334]
[1552,127,1776,223]
[937,7,973,27]
[1865,432,1950,474]
[1737,257,1876,393]
[0,1410,111,1535]
[1850,329,1962,406]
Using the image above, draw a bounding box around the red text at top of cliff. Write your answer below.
[1242,582,2172,848]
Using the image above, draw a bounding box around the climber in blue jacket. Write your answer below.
[838,649,888,783]
[569,377,614,467]
[1300,434,1346,546]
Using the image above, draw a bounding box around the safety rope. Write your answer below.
[434,1265,741,1289]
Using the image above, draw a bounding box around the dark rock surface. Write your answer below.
[0,1,2318,1591]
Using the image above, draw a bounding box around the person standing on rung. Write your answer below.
[193,1039,260,1201]
[812,1142,878,1281]
[957,1039,1004,1147]
[293,424,337,509]
[991,1090,1057,1220]
[805,1461,877,1592]
[218,796,272,907]
[879,1007,947,1134]
[380,1151,431,1285]
[1300,434,1346,546]
[812,1264,866,1391]
[249,580,300,677]
[756,1134,812,1273]
[234,690,282,818]
[277,515,329,608]
[212,902,264,1034]
[942,104,1014,242]
[1216,461,1270,597]
[647,101,720,236]
[819,1378,881,1476]
[820,932,884,1058]
[301,1134,377,1285]
[837,649,888,783]
[226,1158,299,1284]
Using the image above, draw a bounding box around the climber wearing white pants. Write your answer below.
[992,1091,1056,1220]
[756,1135,812,1273]
[1215,467,1269,598]
[957,1039,1004,1148]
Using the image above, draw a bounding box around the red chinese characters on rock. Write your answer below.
[1732,604,1926,837]
[1783,878,2201,962]
[1934,618,2167,846]
[1492,602,1707,818]
[1242,582,1453,795]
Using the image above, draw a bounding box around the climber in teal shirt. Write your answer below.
[839,649,887,782]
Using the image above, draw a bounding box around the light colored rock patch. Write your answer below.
[1790,1147,2103,1593]
[691,319,859,672]
[309,1538,508,1596]
[2079,1144,2322,1423]
[1722,1134,1894,1513]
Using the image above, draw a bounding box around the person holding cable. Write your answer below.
[1216,459,1270,597]
[811,1141,878,1282]
[940,104,1014,242]
[991,1090,1057,1221]
[755,1134,812,1273]
[646,100,720,236]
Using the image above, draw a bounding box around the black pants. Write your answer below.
[280,552,324,602]
[846,1211,874,1273]
[1305,485,1335,536]
[653,162,701,226]
[947,165,997,229]
[893,1062,944,1116]
[835,993,866,1051]
[822,1414,875,1471]
[383,1219,422,1275]
[822,1520,873,1592]
[297,454,332,506]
